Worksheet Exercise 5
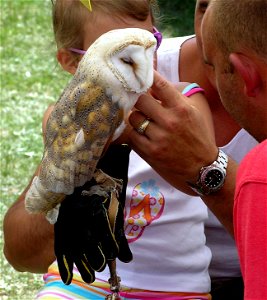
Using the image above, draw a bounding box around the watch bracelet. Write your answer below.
[188,149,228,196]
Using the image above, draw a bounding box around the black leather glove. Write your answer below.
[54,144,133,285]
[97,144,133,264]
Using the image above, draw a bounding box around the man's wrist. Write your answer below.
[187,149,228,196]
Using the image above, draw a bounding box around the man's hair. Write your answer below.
[51,0,159,50]
[209,0,267,59]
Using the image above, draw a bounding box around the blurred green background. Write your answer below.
[0,0,195,298]
[157,0,195,36]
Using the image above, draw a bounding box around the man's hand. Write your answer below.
[128,71,237,235]
[128,71,217,194]
[54,144,132,285]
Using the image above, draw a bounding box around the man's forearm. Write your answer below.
[201,158,237,236]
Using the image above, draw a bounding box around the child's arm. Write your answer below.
[177,81,215,144]
[3,107,56,273]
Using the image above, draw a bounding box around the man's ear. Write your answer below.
[57,49,79,75]
[229,53,261,97]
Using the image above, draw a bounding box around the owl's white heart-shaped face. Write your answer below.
[109,42,155,93]
[81,28,156,93]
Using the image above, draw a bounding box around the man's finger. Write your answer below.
[128,110,155,138]
[151,70,184,108]
[133,71,186,122]
[134,92,162,121]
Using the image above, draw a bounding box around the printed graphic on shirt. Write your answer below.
[125,179,165,242]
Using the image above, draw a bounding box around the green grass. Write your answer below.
[0,0,194,298]
[0,1,70,298]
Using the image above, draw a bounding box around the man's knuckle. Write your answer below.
[155,76,170,90]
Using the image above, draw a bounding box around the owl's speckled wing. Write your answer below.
[25,76,123,214]
[41,78,123,195]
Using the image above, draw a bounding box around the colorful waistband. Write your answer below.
[35,262,211,300]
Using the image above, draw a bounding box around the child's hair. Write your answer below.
[51,0,159,50]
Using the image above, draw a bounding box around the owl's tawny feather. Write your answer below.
[25,28,156,217]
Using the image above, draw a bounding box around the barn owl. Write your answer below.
[25,28,156,221]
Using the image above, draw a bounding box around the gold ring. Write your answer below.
[137,119,150,135]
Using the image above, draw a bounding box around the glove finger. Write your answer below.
[99,235,118,261]
[110,202,132,263]
[83,243,107,272]
[56,254,74,285]
[117,232,133,263]
[94,204,119,260]
[74,254,95,284]
[89,195,119,259]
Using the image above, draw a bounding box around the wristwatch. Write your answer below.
[188,149,228,196]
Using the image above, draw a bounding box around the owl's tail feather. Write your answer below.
[25,175,65,215]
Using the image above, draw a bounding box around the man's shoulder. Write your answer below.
[237,140,267,183]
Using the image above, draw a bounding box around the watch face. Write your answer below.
[201,168,225,190]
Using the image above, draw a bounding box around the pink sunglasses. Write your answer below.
[69,27,162,55]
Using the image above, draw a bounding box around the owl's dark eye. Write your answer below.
[121,57,134,65]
